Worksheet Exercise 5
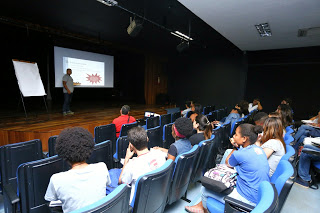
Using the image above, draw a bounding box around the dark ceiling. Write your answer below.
[0,0,239,54]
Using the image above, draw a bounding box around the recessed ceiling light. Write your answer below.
[255,23,272,37]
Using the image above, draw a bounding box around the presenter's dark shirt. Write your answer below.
[112,115,136,137]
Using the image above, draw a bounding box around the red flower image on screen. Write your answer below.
[86,73,102,84]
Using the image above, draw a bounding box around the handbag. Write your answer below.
[201,164,237,194]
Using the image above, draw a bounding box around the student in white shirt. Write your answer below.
[248,98,263,112]
[45,127,111,213]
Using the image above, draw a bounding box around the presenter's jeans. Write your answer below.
[63,92,73,113]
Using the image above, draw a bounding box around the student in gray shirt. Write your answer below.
[62,68,74,116]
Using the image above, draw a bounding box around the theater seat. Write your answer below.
[284,133,294,145]
[88,140,114,170]
[223,181,278,213]
[190,138,215,183]
[270,160,294,211]
[0,139,43,213]
[160,114,171,130]
[146,116,160,129]
[162,123,174,149]
[167,145,199,205]
[48,135,58,157]
[113,136,129,167]
[171,112,181,123]
[70,184,131,213]
[147,126,162,149]
[17,156,68,213]
[285,125,294,135]
[119,122,138,137]
[131,159,175,213]
[94,123,116,152]
[281,145,296,162]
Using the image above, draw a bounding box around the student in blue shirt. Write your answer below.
[185,124,270,213]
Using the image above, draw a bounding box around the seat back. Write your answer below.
[119,122,138,137]
[147,126,162,149]
[18,156,68,213]
[203,106,215,115]
[206,113,215,122]
[163,123,174,149]
[167,145,199,205]
[114,136,129,160]
[190,138,215,183]
[94,124,116,152]
[146,116,160,129]
[211,110,218,121]
[251,181,278,213]
[280,145,295,161]
[285,126,294,135]
[171,112,181,123]
[70,184,131,213]
[87,140,113,170]
[207,126,223,169]
[284,134,294,145]
[48,136,58,157]
[231,118,245,137]
[0,139,43,192]
[221,122,231,150]
[160,114,171,130]
[131,160,175,213]
[270,160,294,211]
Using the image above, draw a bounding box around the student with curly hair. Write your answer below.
[189,114,212,146]
[154,117,194,161]
[45,127,111,213]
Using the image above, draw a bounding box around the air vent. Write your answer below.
[298,27,320,37]
[297,29,307,37]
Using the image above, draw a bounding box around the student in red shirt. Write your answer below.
[112,105,136,137]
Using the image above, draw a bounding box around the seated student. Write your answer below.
[189,114,212,146]
[253,112,268,127]
[236,100,249,117]
[260,117,286,176]
[296,144,320,188]
[154,117,194,161]
[185,124,270,213]
[212,108,241,127]
[112,105,136,138]
[276,104,293,128]
[182,100,193,117]
[189,103,202,122]
[45,127,111,213]
[118,126,166,202]
[294,111,320,148]
[248,98,263,112]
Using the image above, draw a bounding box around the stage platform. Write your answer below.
[0,104,168,151]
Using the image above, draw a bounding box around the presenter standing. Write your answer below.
[62,68,74,116]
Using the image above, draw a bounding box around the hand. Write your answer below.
[230,138,239,148]
[212,120,219,124]
[67,90,71,94]
[125,144,135,160]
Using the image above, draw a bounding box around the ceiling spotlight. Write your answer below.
[171,31,193,41]
[96,0,118,6]
[127,17,143,37]
[255,23,272,37]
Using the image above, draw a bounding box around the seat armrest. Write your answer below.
[3,184,20,204]
[224,196,255,212]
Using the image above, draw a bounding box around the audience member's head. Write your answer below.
[194,114,212,140]
[269,112,281,118]
[55,127,95,164]
[192,103,202,114]
[277,104,293,127]
[185,101,193,109]
[237,100,249,115]
[172,117,193,140]
[127,126,148,151]
[262,117,286,151]
[234,124,262,146]
[253,112,268,126]
[253,98,260,106]
[281,98,292,106]
[121,105,130,115]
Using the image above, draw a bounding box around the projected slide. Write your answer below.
[63,57,105,86]
[54,46,114,88]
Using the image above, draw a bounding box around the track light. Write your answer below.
[96,0,118,7]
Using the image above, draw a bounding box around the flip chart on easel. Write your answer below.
[12,60,46,97]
